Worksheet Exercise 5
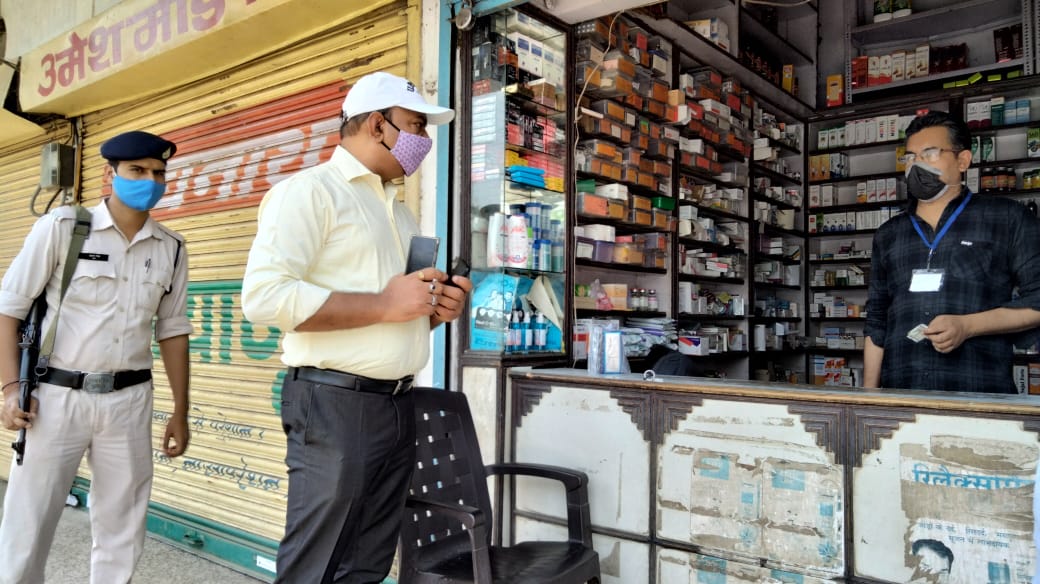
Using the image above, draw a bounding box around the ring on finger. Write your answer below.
[431,296,437,306]
[429,282,436,292]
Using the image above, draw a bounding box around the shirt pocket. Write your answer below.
[68,260,117,307]
[947,239,1002,283]
[136,252,173,317]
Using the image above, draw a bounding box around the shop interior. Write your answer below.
[450,0,1039,391]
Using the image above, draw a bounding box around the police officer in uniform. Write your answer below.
[0,131,192,584]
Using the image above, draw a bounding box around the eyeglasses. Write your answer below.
[903,147,961,165]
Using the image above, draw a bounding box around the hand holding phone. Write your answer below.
[444,257,470,288]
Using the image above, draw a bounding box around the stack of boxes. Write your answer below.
[811,355,861,387]
[810,293,865,319]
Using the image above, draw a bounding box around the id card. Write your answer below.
[909,269,944,292]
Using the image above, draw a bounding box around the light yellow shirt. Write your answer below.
[241,146,429,379]
[0,201,192,372]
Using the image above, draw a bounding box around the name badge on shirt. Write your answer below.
[910,268,945,292]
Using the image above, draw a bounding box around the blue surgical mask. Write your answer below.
[113,175,166,211]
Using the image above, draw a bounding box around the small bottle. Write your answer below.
[996,167,1008,192]
[507,308,521,353]
[629,289,640,311]
[522,311,533,353]
[534,312,548,350]
[648,289,659,311]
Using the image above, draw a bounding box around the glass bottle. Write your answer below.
[648,289,659,311]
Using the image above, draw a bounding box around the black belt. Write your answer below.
[38,368,152,393]
[290,366,413,395]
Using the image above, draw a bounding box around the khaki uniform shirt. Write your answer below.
[0,202,192,372]
[242,146,429,380]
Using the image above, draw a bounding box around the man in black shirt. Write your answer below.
[865,111,1040,392]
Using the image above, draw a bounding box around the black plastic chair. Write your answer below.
[399,388,601,584]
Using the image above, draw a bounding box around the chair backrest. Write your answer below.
[400,389,495,563]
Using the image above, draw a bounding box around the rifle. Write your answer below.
[12,298,45,465]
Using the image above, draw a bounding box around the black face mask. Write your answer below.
[905,162,950,203]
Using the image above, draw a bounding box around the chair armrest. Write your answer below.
[485,462,593,547]
[485,462,587,491]
[405,496,486,530]
[404,496,495,582]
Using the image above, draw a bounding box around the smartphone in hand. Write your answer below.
[406,235,439,274]
[444,257,471,287]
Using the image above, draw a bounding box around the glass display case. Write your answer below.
[463,8,569,356]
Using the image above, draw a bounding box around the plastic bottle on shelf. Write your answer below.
[507,307,521,353]
[534,311,548,351]
[522,311,533,353]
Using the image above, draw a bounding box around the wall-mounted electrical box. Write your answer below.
[40,143,75,189]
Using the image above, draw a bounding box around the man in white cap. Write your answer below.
[242,72,471,583]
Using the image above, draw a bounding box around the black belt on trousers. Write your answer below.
[38,368,152,393]
[289,366,413,395]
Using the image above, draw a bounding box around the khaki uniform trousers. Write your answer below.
[0,381,154,584]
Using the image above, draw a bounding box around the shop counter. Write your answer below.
[503,368,1040,584]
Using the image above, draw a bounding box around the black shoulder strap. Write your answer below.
[38,205,92,369]
[163,237,182,296]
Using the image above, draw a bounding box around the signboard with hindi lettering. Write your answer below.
[853,414,1037,583]
[18,0,396,115]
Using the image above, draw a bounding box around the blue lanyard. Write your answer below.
[909,192,972,268]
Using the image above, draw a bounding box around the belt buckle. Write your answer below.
[82,373,115,394]
[392,379,410,396]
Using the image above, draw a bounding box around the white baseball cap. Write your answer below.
[342,72,455,126]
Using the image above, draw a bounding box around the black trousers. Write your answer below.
[274,372,416,584]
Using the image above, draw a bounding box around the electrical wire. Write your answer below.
[29,185,62,217]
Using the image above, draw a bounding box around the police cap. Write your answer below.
[100,131,177,163]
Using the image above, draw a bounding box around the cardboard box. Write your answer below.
[868,55,881,86]
[1030,363,1040,395]
[878,54,893,85]
[891,50,906,81]
[915,45,930,77]
[904,52,916,79]
[886,177,898,201]
[782,65,795,93]
[826,74,844,107]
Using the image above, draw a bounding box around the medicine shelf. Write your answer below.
[749,316,802,324]
[751,163,802,186]
[753,192,801,211]
[809,284,869,291]
[851,60,1027,100]
[576,309,667,319]
[810,170,903,186]
[753,281,801,290]
[678,312,747,322]
[576,213,672,235]
[809,200,907,214]
[739,6,815,67]
[678,273,746,286]
[754,252,801,265]
[811,138,904,157]
[850,0,1021,47]
[756,222,804,238]
[677,201,749,224]
[576,259,668,274]
[678,237,747,256]
[809,257,873,265]
[770,137,802,156]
